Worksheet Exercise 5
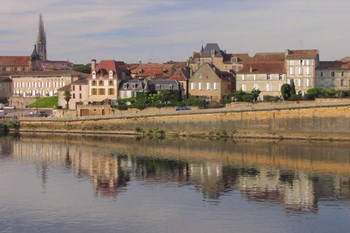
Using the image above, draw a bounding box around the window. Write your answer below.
[72,93,75,99]
[169,84,174,90]
[306,79,310,87]
[92,80,97,86]
[198,82,202,90]
[72,85,75,91]
[79,85,82,91]
[331,71,335,77]
[321,72,323,77]
[279,74,283,80]
[91,88,97,95]
[298,79,302,87]
[341,79,345,86]
[79,93,82,99]
[266,74,271,80]
[298,67,303,75]
[206,82,211,90]
[253,84,258,90]
[214,82,218,90]
[253,74,257,81]
[108,88,114,95]
[190,83,194,90]
[306,67,310,75]
[98,88,105,95]
[290,67,294,75]
[109,81,113,86]
[242,74,245,81]
[341,72,344,77]
[242,84,247,92]
[99,80,103,86]
[266,84,272,91]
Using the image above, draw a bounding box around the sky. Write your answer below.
[1,0,350,64]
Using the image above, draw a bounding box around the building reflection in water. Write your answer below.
[7,134,350,213]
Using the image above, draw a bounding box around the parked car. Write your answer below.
[176,106,191,111]
[3,106,16,110]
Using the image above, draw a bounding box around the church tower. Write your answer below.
[36,14,47,61]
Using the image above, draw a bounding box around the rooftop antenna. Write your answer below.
[299,40,303,49]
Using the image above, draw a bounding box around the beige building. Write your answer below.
[285,49,319,94]
[236,52,286,98]
[316,61,350,90]
[11,71,86,98]
[88,60,130,103]
[58,78,89,109]
[189,63,234,103]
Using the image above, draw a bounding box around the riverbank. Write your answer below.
[17,101,350,141]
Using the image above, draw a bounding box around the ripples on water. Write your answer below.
[0,135,349,233]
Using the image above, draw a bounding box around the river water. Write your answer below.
[0,134,349,233]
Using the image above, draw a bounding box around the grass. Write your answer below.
[28,96,58,108]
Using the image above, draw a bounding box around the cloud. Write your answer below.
[1,0,350,63]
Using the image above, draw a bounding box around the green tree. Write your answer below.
[251,88,261,102]
[63,90,72,109]
[72,65,91,74]
[281,84,292,100]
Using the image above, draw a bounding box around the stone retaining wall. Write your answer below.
[19,103,350,141]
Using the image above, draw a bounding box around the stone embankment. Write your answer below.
[18,99,350,141]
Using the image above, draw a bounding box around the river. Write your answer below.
[0,134,349,233]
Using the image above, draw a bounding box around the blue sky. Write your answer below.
[1,0,350,64]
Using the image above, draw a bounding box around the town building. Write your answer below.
[316,61,350,91]
[189,63,234,103]
[88,59,130,103]
[285,49,319,94]
[170,67,191,100]
[10,70,86,98]
[236,52,287,98]
[190,43,249,73]
[57,78,89,109]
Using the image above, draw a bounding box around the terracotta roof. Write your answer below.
[130,63,174,78]
[249,52,285,62]
[58,84,71,92]
[10,70,88,77]
[71,78,88,85]
[339,57,350,63]
[170,67,191,81]
[91,60,129,79]
[0,56,30,66]
[285,49,319,59]
[237,61,286,74]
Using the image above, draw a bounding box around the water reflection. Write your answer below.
[4,134,350,214]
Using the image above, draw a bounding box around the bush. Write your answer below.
[242,94,253,102]
[186,98,206,108]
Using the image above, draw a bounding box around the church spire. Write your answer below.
[36,13,47,61]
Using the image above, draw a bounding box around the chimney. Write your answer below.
[249,66,253,73]
[91,59,96,71]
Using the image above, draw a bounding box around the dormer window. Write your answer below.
[109,70,113,79]
[169,84,173,90]
[123,84,129,89]
[92,71,96,79]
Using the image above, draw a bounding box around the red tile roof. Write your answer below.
[170,68,191,81]
[249,52,285,62]
[237,61,286,74]
[285,49,319,59]
[130,63,174,78]
[0,56,30,66]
